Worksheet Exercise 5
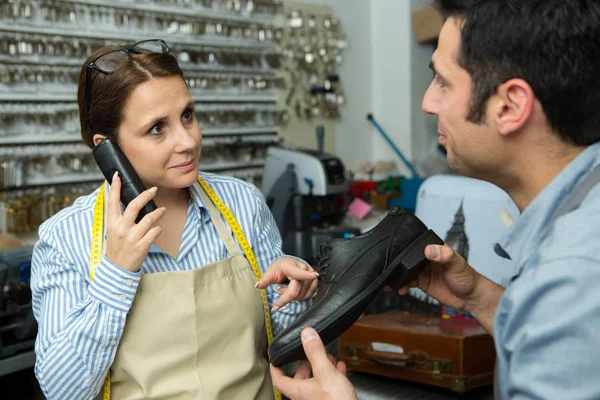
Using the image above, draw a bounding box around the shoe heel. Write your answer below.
[386,229,444,292]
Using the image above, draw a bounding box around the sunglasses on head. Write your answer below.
[85,39,170,133]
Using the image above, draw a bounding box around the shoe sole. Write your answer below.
[270,229,444,366]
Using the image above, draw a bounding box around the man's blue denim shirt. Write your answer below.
[494,142,600,399]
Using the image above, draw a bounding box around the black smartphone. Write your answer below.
[92,138,158,223]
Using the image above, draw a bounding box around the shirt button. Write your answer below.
[110,340,117,346]
[119,294,127,302]
[125,279,134,287]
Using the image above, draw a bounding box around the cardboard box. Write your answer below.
[370,191,400,210]
[0,234,26,250]
[411,6,445,43]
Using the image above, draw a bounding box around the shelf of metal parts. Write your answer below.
[53,0,277,27]
[0,161,266,191]
[0,134,81,145]
[193,93,276,103]
[0,349,35,377]
[203,126,277,137]
[229,166,264,176]
[0,127,278,145]
[0,172,105,190]
[199,159,265,172]
[203,134,280,146]
[183,63,278,78]
[0,93,275,103]
[0,54,278,77]
[0,34,279,56]
[0,23,275,51]
[0,103,78,114]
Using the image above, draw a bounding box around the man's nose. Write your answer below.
[422,81,440,116]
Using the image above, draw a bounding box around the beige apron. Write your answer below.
[96,183,274,400]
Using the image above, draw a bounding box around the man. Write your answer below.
[270,0,600,398]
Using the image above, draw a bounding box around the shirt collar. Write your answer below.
[497,142,600,266]
[188,180,211,224]
[104,179,211,223]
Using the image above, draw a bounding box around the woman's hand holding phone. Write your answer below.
[105,171,166,272]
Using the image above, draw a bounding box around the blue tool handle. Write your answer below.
[304,178,314,195]
[367,114,421,179]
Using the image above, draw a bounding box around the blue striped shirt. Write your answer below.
[31,172,312,400]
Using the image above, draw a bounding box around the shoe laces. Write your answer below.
[315,243,332,280]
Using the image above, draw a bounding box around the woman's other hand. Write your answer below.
[256,257,319,312]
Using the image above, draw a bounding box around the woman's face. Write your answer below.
[117,76,202,189]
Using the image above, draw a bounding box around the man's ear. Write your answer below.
[92,134,107,147]
[494,78,535,136]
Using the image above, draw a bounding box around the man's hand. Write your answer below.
[270,328,358,400]
[256,257,319,312]
[397,244,479,310]
[396,244,504,333]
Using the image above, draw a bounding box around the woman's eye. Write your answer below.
[149,123,164,135]
[182,109,194,122]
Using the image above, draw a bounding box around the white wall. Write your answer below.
[370,0,413,176]
[410,0,438,166]
[292,0,437,175]
[293,0,374,173]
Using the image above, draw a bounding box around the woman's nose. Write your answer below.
[173,124,198,152]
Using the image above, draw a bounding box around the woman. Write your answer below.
[30,39,318,400]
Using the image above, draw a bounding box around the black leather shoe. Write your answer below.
[269,206,443,366]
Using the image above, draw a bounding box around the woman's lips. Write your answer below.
[171,159,195,171]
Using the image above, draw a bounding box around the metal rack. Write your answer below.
[0,0,286,377]
[0,0,286,238]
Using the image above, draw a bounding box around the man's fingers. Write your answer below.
[424,244,442,262]
[396,281,412,295]
[293,359,312,380]
[270,365,303,400]
[301,327,331,377]
[426,244,467,274]
[425,244,456,264]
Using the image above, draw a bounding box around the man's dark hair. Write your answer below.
[437,0,600,146]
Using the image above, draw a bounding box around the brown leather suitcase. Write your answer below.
[338,312,496,393]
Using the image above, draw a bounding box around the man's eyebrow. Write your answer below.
[429,60,447,81]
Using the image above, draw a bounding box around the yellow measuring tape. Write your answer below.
[88,179,281,400]
[89,183,110,400]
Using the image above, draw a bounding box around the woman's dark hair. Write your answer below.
[77,45,184,149]
[438,0,600,146]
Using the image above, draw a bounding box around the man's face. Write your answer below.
[422,18,501,180]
